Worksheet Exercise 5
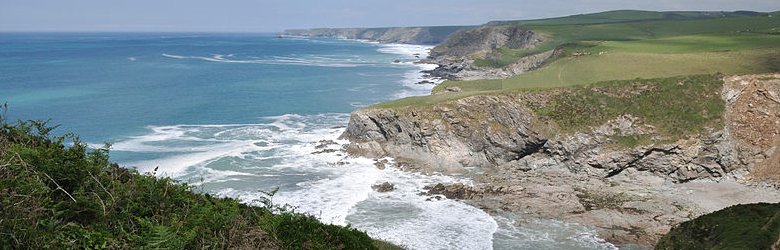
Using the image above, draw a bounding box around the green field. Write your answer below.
[474,10,780,65]
[436,47,779,92]
[373,11,780,108]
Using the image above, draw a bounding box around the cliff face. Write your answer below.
[284,24,552,80]
[343,88,736,182]
[341,73,780,247]
[281,26,471,45]
[344,74,780,182]
[429,25,546,59]
[421,25,551,80]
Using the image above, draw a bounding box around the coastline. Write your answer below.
[340,72,780,248]
[105,34,504,249]
[285,35,622,249]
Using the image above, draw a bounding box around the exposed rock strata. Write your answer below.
[423,25,552,80]
[430,25,546,59]
[341,73,780,248]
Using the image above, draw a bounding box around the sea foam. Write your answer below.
[162,53,362,67]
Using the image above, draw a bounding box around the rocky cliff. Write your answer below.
[341,73,780,247]
[421,25,553,80]
[284,24,553,80]
[429,25,546,59]
[281,26,471,45]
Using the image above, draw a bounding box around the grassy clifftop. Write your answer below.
[0,113,396,249]
[468,10,780,68]
[431,11,780,94]
[367,10,780,109]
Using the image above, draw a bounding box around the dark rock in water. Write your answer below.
[425,195,444,201]
[373,159,389,170]
[426,183,468,199]
[424,183,509,200]
[312,149,337,154]
[393,59,402,63]
[315,140,338,149]
[415,56,420,58]
[372,182,395,192]
[416,80,435,85]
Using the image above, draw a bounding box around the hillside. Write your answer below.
[0,113,398,249]
[364,10,780,107]
[340,10,780,248]
[345,71,780,247]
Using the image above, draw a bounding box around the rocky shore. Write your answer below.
[340,73,780,248]
[286,22,780,248]
[283,24,552,81]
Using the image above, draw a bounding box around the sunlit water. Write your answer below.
[0,33,615,249]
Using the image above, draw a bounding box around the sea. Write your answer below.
[0,32,616,250]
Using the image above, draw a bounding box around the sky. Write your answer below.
[1,0,780,32]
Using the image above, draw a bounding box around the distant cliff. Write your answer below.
[281,26,472,45]
[429,25,546,59]
[423,24,551,80]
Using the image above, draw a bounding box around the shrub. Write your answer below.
[0,111,383,249]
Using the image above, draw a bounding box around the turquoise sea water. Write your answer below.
[0,33,616,250]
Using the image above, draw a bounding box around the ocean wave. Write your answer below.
[376,43,434,58]
[371,43,443,99]
[491,215,618,250]
[111,113,501,249]
[161,53,363,67]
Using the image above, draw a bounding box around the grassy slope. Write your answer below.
[655,203,780,250]
[533,74,725,139]
[474,10,779,65]
[371,11,780,108]
[0,115,398,249]
[449,14,780,93]
[378,75,726,149]
[445,47,778,92]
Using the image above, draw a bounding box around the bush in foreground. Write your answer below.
[0,112,392,249]
[656,203,780,250]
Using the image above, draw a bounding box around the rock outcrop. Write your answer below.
[342,91,739,182]
[723,74,780,183]
[284,24,553,81]
[341,73,780,247]
[422,25,552,80]
[429,25,546,59]
[281,26,472,45]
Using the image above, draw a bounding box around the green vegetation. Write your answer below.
[377,75,725,147]
[656,203,780,250]
[442,48,777,93]
[438,10,780,97]
[608,134,654,149]
[0,112,395,249]
[501,10,766,26]
[472,10,780,68]
[370,10,780,111]
[534,75,725,140]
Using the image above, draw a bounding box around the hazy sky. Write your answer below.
[2,0,779,32]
